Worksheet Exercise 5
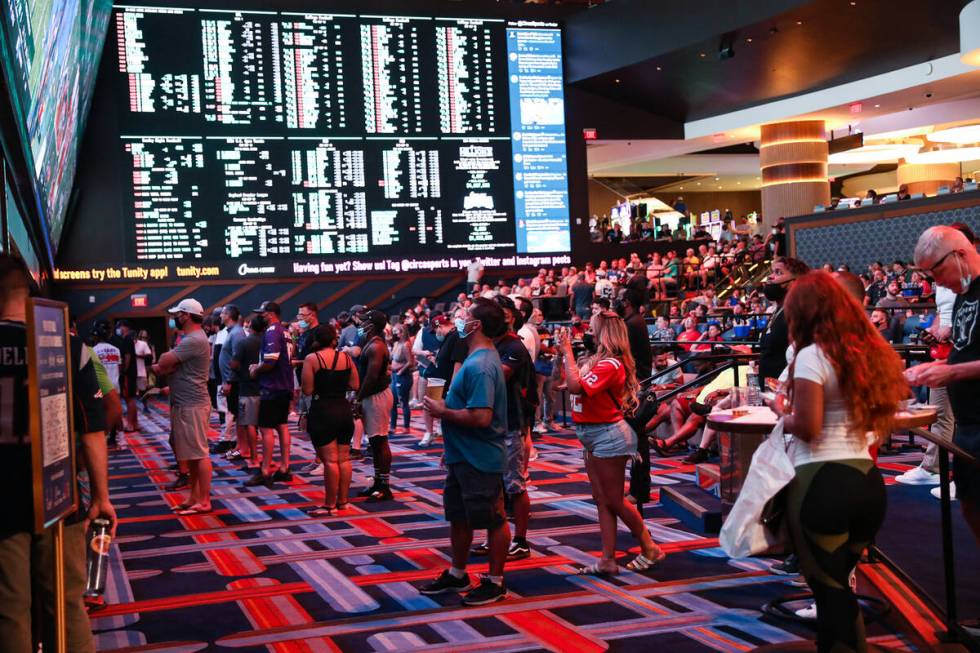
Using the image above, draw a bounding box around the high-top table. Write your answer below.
[706,405,938,506]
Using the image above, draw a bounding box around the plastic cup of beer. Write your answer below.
[426,378,446,401]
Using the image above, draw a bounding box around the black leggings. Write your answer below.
[787,459,886,653]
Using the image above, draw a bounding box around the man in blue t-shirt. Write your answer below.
[244,301,294,488]
[421,298,510,606]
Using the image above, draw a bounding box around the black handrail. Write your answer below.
[654,352,759,402]
[876,426,980,646]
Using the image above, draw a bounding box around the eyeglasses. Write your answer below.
[922,249,959,275]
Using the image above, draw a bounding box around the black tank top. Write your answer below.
[358,336,391,397]
[312,350,352,402]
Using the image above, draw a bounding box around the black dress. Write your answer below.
[307,350,355,447]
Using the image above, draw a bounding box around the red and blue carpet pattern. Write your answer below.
[92,404,952,652]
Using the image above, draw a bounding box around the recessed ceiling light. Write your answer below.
[874,104,880,108]
[929,124,980,144]
[796,20,803,25]
[714,177,719,181]
[696,182,701,186]
[746,38,753,43]
[849,1,856,5]
[656,66,662,71]
[699,52,706,58]
[736,181,741,185]
[614,78,620,83]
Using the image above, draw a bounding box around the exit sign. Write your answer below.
[130,294,148,308]
[583,128,598,140]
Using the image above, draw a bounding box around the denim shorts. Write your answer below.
[503,430,529,495]
[575,420,639,459]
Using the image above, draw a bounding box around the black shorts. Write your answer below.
[258,393,291,428]
[226,382,240,420]
[308,400,355,448]
[444,461,506,530]
[953,423,980,505]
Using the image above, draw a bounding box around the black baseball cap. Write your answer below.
[254,301,281,315]
[362,309,388,332]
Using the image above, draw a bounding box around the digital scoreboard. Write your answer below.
[56,5,573,282]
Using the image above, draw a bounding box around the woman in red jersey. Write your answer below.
[556,312,666,575]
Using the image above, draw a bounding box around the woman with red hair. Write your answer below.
[768,271,908,652]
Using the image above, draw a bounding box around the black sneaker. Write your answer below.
[358,482,379,497]
[770,554,800,576]
[349,448,364,460]
[507,540,530,561]
[683,448,712,465]
[166,473,189,491]
[243,472,272,488]
[367,486,393,502]
[214,441,235,454]
[461,577,507,606]
[470,542,489,556]
[272,468,293,483]
[419,569,471,595]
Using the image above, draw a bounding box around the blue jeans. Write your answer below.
[389,372,413,431]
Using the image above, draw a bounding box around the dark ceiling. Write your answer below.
[567,0,968,124]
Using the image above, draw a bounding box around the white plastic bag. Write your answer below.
[719,418,795,558]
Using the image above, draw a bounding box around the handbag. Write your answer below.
[719,417,795,558]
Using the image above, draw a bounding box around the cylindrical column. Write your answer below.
[897,162,959,196]
[760,120,830,226]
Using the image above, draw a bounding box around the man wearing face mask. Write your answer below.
[908,226,980,543]
[354,309,395,501]
[153,298,213,514]
[420,314,469,446]
[292,303,320,473]
[757,257,810,391]
[421,299,510,605]
[245,301,295,488]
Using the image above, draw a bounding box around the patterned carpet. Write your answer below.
[90,402,948,652]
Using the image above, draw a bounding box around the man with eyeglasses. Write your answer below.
[908,225,980,544]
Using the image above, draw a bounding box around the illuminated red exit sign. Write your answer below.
[583,128,598,140]
[130,294,149,308]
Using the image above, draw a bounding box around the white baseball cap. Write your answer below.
[168,298,204,316]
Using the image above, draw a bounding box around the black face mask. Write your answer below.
[762,281,788,302]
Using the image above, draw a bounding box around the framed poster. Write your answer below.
[26,297,76,532]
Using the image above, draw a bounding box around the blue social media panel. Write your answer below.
[506,24,571,254]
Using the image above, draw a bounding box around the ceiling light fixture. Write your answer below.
[656,66,662,71]
[874,104,880,108]
[907,142,980,164]
[746,38,753,43]
[961,0,980,66]
[928,123,980,144]
[827,143,921,164]
[796,20,803,25]
[700,53,706,58]
[615,78,620,83]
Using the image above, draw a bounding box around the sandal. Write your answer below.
[176,505,213,516]
[335,502,350,511]
[305,505,335,517]
[625,549,667,572]
[574,562,616,576]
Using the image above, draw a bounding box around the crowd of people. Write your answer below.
[4,215,980,651]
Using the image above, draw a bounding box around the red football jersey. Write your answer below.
[570,357,626,424]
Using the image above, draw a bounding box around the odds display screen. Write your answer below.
[65,5,572,281]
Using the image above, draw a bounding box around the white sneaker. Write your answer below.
[931,482,957,501]
[305,462,324,476]
[895,466,940,486]
[533,422,547,434]
[795,602,817,619]
[409,400,422,410]
[528,446,539,461]
[419,433,433,447]
[546,421,560,432]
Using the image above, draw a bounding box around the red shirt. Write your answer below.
[570,358,626,424]
[676,329,701,352]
